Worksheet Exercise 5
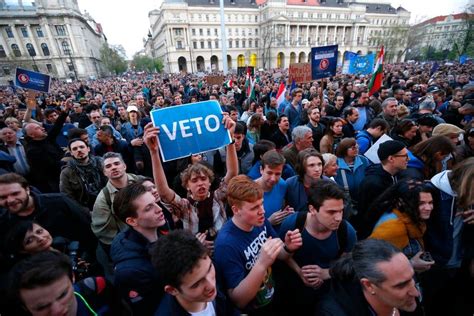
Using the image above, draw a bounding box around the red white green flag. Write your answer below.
[368,46,384,96]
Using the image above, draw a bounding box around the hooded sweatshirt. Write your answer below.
[428,171,463,268]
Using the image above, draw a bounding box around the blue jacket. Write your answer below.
[427,171,464,268]
[355,130,373,154]
[285,175,330,213]
[284,104,301,130]
[111,228,163,315]
[399,151,425,181]
[334,155,370,202]
[120,122,144,144]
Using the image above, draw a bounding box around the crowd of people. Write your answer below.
[0,60,473,316]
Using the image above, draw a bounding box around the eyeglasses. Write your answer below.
[392,154,409,159]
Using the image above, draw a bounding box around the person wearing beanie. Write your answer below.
[354,140,409,238]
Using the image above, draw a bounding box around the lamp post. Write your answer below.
[66,47,78,80]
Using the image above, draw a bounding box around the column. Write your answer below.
[306,25,309,45]
[324,26,328,45]
[315,25,319,45]
[286,24,290,46]
[296,25,299,46]
[333,26,337,44]
[352,26,358,46]
[65,22,79,54]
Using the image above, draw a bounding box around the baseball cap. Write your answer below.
[432,123,464,136]
[127,105,139,113]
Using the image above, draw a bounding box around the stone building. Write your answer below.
[145,0,410,73]
[0,0,107,82]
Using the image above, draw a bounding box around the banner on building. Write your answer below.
[150,100,232,162]
[311,45,338,80]
[348,54,375,75]
[14,68,51,93]
[289,63,312,84]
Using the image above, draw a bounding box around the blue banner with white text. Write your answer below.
[311,45,338,80]
[150,101,232,162]
[15,68,51,93]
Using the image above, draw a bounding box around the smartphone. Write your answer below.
[420,252,433,262]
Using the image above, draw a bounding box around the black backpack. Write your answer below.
[294,211,348,258]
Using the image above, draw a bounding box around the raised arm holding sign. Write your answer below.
[143,113,237,241]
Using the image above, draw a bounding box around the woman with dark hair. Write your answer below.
[320,118,344,154]
[246,113,264,144]
[285,148,325,212]
[368,181,437,273]
[390,119,419,148]
[334,138,370,214]
[402,135,456,181]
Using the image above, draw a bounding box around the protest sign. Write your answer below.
[311,45,338,80]
[348,54,375,75]
[364,134,393,164]
[342,51,357,74]
[237,66,254,76]
[15,68,51,93]
[150,100,231,162]
[289,63,312,84]
[207,75,225,86]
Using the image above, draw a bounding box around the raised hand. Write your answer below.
[143,122,160,152]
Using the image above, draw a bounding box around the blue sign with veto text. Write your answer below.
[15,68,51,93]
[150,101,232,162]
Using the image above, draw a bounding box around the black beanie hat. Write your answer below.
[377,140,406,161]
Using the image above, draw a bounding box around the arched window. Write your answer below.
[11,44,21,57]
[41,43,50,56]
[0,45,6,58]
[26,43,36,57]
[62,41,71,54]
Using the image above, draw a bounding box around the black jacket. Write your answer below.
[270,129,292,150]
[315,279,372,316]
[25,111,67,192]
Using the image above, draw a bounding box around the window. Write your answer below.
[21,27,28,37]
[46,64,53,73]
[215,40,219,48]
[26,43,36,56]
[0,45,6,58]
[5,26,14,38]
[229,40,232,48]
[175,29,182,36]
[255,15,258,22]
[255,28,258,35]
[228,29,232,36]
[11,44,21,57]
[207,28,210,36]
[199,28,203,36]
[206,14,209,21]
[32,64,39,72]
[208,40,212,49]
[200,41,204,49]
[249,39,252,47]
[242,40,246,48]
[55,25,66,36]
[193,41,197,49]
[235,40,239,48]
[177,41,183,49]
[36,26,44,37]
[242,29,245,36]
[192,29,196,36]
[67,62,75,71]
[214,28,218,36]
[3,66,10,76]
[255,39,259,48]
[41,43,50,56]
[62,41,71,54]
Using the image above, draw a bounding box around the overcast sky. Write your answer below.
[78,0,469,59]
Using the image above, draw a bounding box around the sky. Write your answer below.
[78,0,470,59]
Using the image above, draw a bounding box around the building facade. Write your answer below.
[0,0,107,82]
[146,0,410,73]
[410,12,473,57]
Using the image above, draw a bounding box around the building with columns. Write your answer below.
[146,0,410,73]
[0,0,107,82]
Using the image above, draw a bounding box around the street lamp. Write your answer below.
[66,47,78,80]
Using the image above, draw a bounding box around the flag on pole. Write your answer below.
[368,46,384,96]
[276,81,286,105]
[290,79,297,93]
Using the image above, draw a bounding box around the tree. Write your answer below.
[100,43,127,75]
[368,25,412,62]
[451,13,474,59]
[131,54,164,73]
[260,25,275,69]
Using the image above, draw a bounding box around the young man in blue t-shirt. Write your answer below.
[254,150,293,231]
[276,179,357,314]
[214,175,302,315]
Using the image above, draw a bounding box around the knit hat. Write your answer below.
[377,140,406,161]
[432,123,464,136]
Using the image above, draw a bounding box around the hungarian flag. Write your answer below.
[223,79,234,89]
[368,46,384,96]
[245,68,256,100]
[276,81,286,105]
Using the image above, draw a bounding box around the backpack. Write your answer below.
[294,211,348,258]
